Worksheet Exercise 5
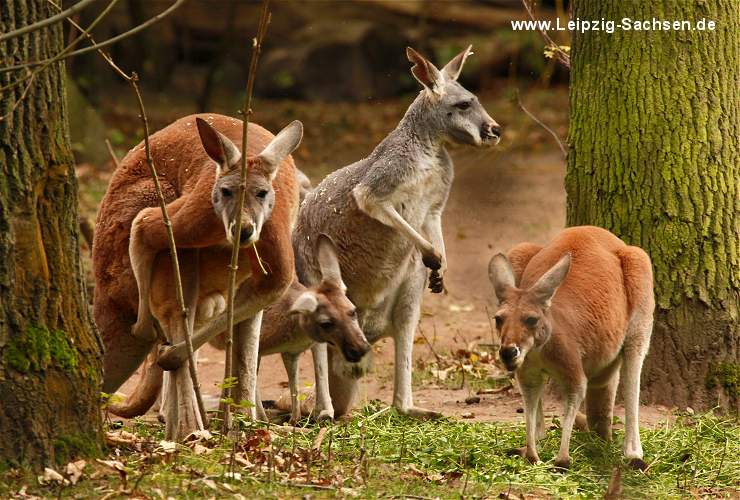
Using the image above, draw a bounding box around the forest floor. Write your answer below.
[5,84,737,498]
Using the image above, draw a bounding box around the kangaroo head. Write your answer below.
[406,45,501,147]
[289,235,370,363]
[196,118,303,246]
[488,253,571,372]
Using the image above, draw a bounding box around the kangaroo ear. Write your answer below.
[290,291,319,315]
[406,47,444,95]
[196,118,241,173]
[317,234,344,288]
[258,120,303,180]
[442,45,473,81]
[529,253,571,308]
[488,253,516,302]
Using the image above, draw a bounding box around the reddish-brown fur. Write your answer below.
[93,114,298,400]
[489,226,653,469]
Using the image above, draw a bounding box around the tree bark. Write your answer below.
[0,1,103,467]
[567,1,739,409]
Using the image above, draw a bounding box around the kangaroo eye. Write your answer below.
[256,189,269,199]
[454,101,471,111]
[494,315,504,329]
[319,320,334,330]
[220,187,233,198]
[524,316,539,328]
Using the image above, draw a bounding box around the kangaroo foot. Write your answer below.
[396,405,442,420]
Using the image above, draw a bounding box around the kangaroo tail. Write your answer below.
[107,347,163,418]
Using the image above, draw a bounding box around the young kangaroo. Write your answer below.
[488,226,654,469]
[109,235,370,425]
[294,46,501,420]
[94,114,302,440]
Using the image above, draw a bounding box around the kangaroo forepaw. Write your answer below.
[421,249,442,271]
[157,343,185,371]
[428,269,444,293]
[397,406,442,420]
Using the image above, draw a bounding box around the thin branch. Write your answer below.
[0,0,99,44]
[0,0,186,74]
[129,74,208,426]
[61,10,208,426]
[221,0,271,433]
[521,0,570,69]
[516,89,567,158]
[105,139,120,168]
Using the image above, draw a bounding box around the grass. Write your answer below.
[2,404,739,499]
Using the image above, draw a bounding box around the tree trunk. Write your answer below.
[0,1,103,468]
[567,1,740,409]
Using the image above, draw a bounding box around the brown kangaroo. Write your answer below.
[108,235,370,425]
[93,113,302,440]
[488,226,654,470]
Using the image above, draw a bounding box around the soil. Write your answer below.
[119,147,675,428]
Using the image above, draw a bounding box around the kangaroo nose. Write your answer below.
[344,342,370,363]
[482,122,502,140]
[239,225,254,244]
[499,345,520,364]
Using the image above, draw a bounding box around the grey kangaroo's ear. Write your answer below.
[196,118,241,174]
[529,253,571,308]
[488,253,516,302]
[290,291,319,315]
[406,46,444,95]
[442,45,473,81]
[258,120,303,181]
[317,234,344,288]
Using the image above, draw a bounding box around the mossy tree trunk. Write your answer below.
[567,1,739,409]
[0,1,104,467]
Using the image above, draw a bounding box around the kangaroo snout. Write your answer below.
[499,345,520,370]
[239,224,255,245]
[342,338,371,363]
[481,122,502,143]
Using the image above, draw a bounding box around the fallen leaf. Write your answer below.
[64,460,86,485]
[38,467,65,485]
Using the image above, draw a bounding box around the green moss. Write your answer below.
[705,362,740,400]
[52,433,100,464]
[3,325,78,373]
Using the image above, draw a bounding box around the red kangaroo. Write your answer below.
[93,113,303,440]
[488,226,654,470]
[108,235,371,426]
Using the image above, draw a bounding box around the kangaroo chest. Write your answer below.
[391,154,451,227]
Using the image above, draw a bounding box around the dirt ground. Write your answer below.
[118,146,674,428]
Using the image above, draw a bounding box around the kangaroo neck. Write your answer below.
[371,92,446,161]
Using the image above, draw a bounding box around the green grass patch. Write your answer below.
[1,405,738,498]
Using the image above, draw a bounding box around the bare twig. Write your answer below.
[516,89,567,158]
[105,138,120,168]
[221,0,271,433]
[417,324,442,365]
[0,0,186,74]
[129,74,208,426]
[0,0,98,43]
[521,0,570,69]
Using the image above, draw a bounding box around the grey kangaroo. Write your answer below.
[294,46,501,419]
